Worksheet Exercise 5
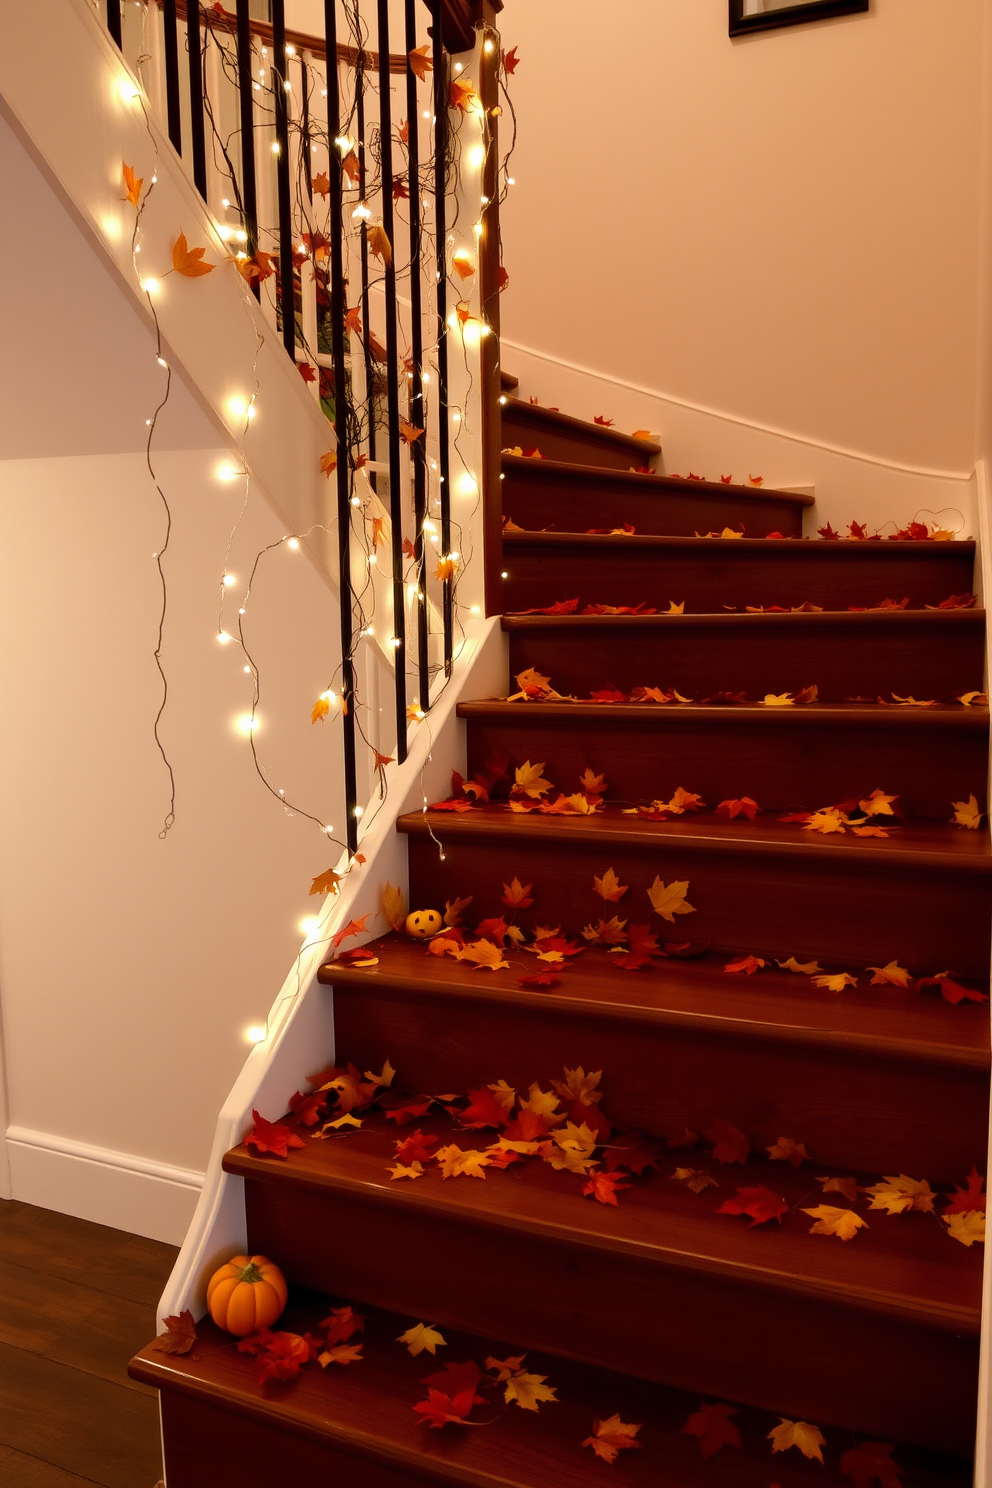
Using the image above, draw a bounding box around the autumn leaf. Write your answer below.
[387,1160,423,1180]
[865,1174,936,1214]
[682,1400,742,1459]
[705,1118,750,1164]
[867,960,912,988]
[311,694,331,724]
[312,171,330,196]
[818,1174,860,1203]
[244,1330,316,1384]
[802,1204,867,1241]
[951,793,983,829]
[647,877,695,923]
[672,1166,718,1194]
[945,1166,986,1215]
[332,915,369,949]
[246,1110,306,1159]
[456,939,509,972]
[499,876,534,910]
[451,248,476,279]
[770,1419,827,1462]
[593,867,627,903]
[121,160,143,208]
[172,231,214,276]
[400,420,424,445]
[581,1171,630,1205]
[511,759,552,798]
[497,1362,558,1411]
[944,1210,986,1246]
[299,363,317,383]
[582,1415,642,1464]
[449,76,479,113]
[318,1342,363,1367]
[958,691,988,706]
[435,1143,491,1178]
[310,868,342,897]
[408,43,433,80]
[763,693,795,706]
[804,807,849,835]
[777,956,822,975]
[443,895,473,927]
[502,45,521,74]
[724,955,766,976]
[324,1113,363,1131]
[717,797,761,820]
[342,151,361,186]
[435,555,458,582]
[667,786,705,814]
[383,882,406,932]
[398,1322,447,1356]
[840,1441,904,1488]
[860,788,897,817]
[718,1185,788,1226]
[153,1310,197,1355]
[459,1086,512,1130]
[768,1137,810,1167]
[367,224,392,266]
[813,972,859,992]
[919,971,989,1005]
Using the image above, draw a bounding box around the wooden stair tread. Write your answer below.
[222,1116,982,1331]
[502,608,985,634]
[500,369,518,392]
[398,806,992,874]
[458,699,990,730]
[319,938,989,1071]
[501,453,815,507]
[502,398,662,457]
[504,531,975,559]
[129,1295,969,1488]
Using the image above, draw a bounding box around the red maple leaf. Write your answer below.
[459,1087,512,1130]
[332,915,369,948]
[240,1329,317,1383]
[817,522,840,540]
[287,1089,325,1127]
[502,1109,551,1143]
[320,1306,365,1344]
[704,1118,750,1164]
[394,1129,438,1164]
[588,687,628,703]
[383,1097,433,1125]
[414,1386,483,1428]
[918,973,989,1005]
[246,1110,306,1159]
[582,1171,630,1205]
[718,1185,789,1226]
[502,45,520,74]
[517,972,560,989]
[682,1400,743,1459]
[593,415,615,426]
[723,954,765,976]
[298,362,317,383]
[153,1310,198,1356]
[518,597,580,616]
[716,797,761,820]
[944,1167,987,1215]
[603,1130,664,1175]
[840,1441,904,1488]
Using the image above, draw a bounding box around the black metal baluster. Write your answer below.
[301,54,313,203]
[271,0,296,359]
[356,55,378,477]
[235,0,260,299]
[107,0,122,49]
[431,1,452,678]
[163,0,183,153]
[323,0,359,851]
[186,0,208,198]
[405,0,430,712]
[377,0,408,762]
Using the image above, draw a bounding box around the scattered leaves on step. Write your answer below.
[705,1118,750,1164]
[769,1418,827,1462]
[768,1137,810,1167]
[246,1110,306,1159]
[435,1144,492,1178]
[394,1129,438,1164]
[840,1440,904,1488]
[672,1166,718,1194]
[383,882,406,932]
[777,956,822,975]
[487,1357,558,1410]
[724,955,766,976]
[944,1210,986,1246]
[398,1322,447,1356]
[513,759,553,798]
[593,867,628,903]
[812,972,859,992]
[880,693,936,708]
[153,1310,197,1356]
[803,807,848,835]
[802,1204,868,1241]
[443,895,473,927]
[926,592,976,610]
[951,794,983,829]
[719,1185,788,1226]
[864,1174,936,1215]
[367,224,392,265]
[682,1400,743,1459]
[763,693,795,706]
[647,877,695,923]
[121,161,142,207]
[172,231,214,276]
[456,938,510,972]
[818,1175,860,1203]
[582,1414,643,1463]
[866,961,912,988]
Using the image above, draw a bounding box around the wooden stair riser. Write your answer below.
[501,404,659,471]
[403,829,992,977]
[241,1178,978,1456]
[462,708,989,820]
[504,615,986,702]
[503,463,808,538]
[331,984,988,1181]
[501,539,976,613]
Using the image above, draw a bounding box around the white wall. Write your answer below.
[499,0,985,483]
[0,109,347,1243]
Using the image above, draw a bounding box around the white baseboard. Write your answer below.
[6,1125,204,1244]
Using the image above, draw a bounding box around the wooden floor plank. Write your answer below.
[0,1200,177,1308]
[0,1443,106,1487]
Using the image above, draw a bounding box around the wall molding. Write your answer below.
[500,336,974,484]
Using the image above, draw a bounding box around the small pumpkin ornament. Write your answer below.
[206,1254,287,1337]
[406,908,443,940]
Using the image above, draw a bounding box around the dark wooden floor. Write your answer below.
[0,1197,177,1487]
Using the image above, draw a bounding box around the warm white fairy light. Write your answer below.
[456,472,478,497]
[484,38,494,53]
[298,914,321,936]
[245,1024,267,1044]
[140,277,160,295]
[227,395,256,421]
[223,573,237,587]
[217,630,234,644]
[467,143,485,170]
[216,460,242,482]
[235,713,260,735]
[287,537,300,550]
[471,605,481,614]
[119,78,141,102]
[352,201,371,222]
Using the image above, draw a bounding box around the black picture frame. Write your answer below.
[729,0,869,37]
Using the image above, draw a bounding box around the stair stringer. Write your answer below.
[155,616,507,1328]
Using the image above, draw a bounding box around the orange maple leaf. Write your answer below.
[122,161,143,208]
[724,955,766,976]
[582,1415,642,1463]
[409,44,433,80]
[367,224,392,266]
[593,867,627,903]
[400,420,424,445]
[718,1185,788,1226]
[449,77,479,113]
[310,868,342,896]
[320,451,337,478]
[172,231,214,276]
[768,1136,810,1167]
[312,171,330,197]
[502,876,534,908]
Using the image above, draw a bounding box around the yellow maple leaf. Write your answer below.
[544,1121,599,1173]
[388,1160,424,1180]
[485,1354,527,1382]
[818,1175,860,1203]
[768,1137,810,1167]
[889,694,936,707]
[957,691,989,706]
[121,160,143,207]
[593,867,627,902]
[520,1082,562,1120]
[647,877,696,923]
[506,924,526,946]
[504,1369,558,1411]
[777,956,822,975]
[317,1342,363,1366]
[951,794,983,829]
[326,1113,363,1129]
[456,938,509,972]
[514,666,552,694]
[367,223,392,265]
[397,1323,446,1356]
[582,1414,642,1464]
[364,1059,395,1088]
[944,1210,986,1246]
[864,1174,936,1214]
[487,1078,517,1111]
[667,600,685,614]
[802,1205,867,1241]
[311,694,331,724]
[435,1143,490,1178]
[443,895,473,927]
[860,788,897,817]
[435,554,458,582]
[552,1067,603,1106]
[812,972,858,991]
[763,693,795,706]
[672,1166,718,1194]
[383,882,406,932]
[319,451,337,478]
[803,808,848,834]
[514,760,553,798]
[867,960,912,988]
[768,1419,826,1462]
[579,768,607,795]
[667,786,706,813]
[310,868,342,897]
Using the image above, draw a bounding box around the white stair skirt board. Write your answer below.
[6,1126,204,1245]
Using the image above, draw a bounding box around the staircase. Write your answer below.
[131,382,990,1485]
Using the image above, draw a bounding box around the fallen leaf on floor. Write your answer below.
[398,1322,447,1356]
[582,1414,642,1463]
[724,954,766,975]
[682,1400,742,1459]
[812,972,859,992]
[802,1205,867,1241]
[768,1137,810,1167]
[388,1161,425,1180]
[957,691,988,706]
[769,1419,827,1462]
[705,1118,750,1164]
[864,1174,936,1214]
[647,877,696,923]
[435,1144,492,1178]
[246,1111,306,1159]
[867,961,912,988]
[317,1342,363,1366]
[672,1167,718,1194]
[818,1175,860,1203]
[717,797,761,820]
[944,1210,986,1246]
[718,1185,788,1226]
[951,794,983,829]
[777,956,822,975]
[944,1167,987,1215]
[582,1171,630,1205]
[153,1310,197,1356]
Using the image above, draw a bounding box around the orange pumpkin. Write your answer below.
[206,1254,287,1336]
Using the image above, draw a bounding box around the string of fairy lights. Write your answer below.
[113,1,514,1044]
